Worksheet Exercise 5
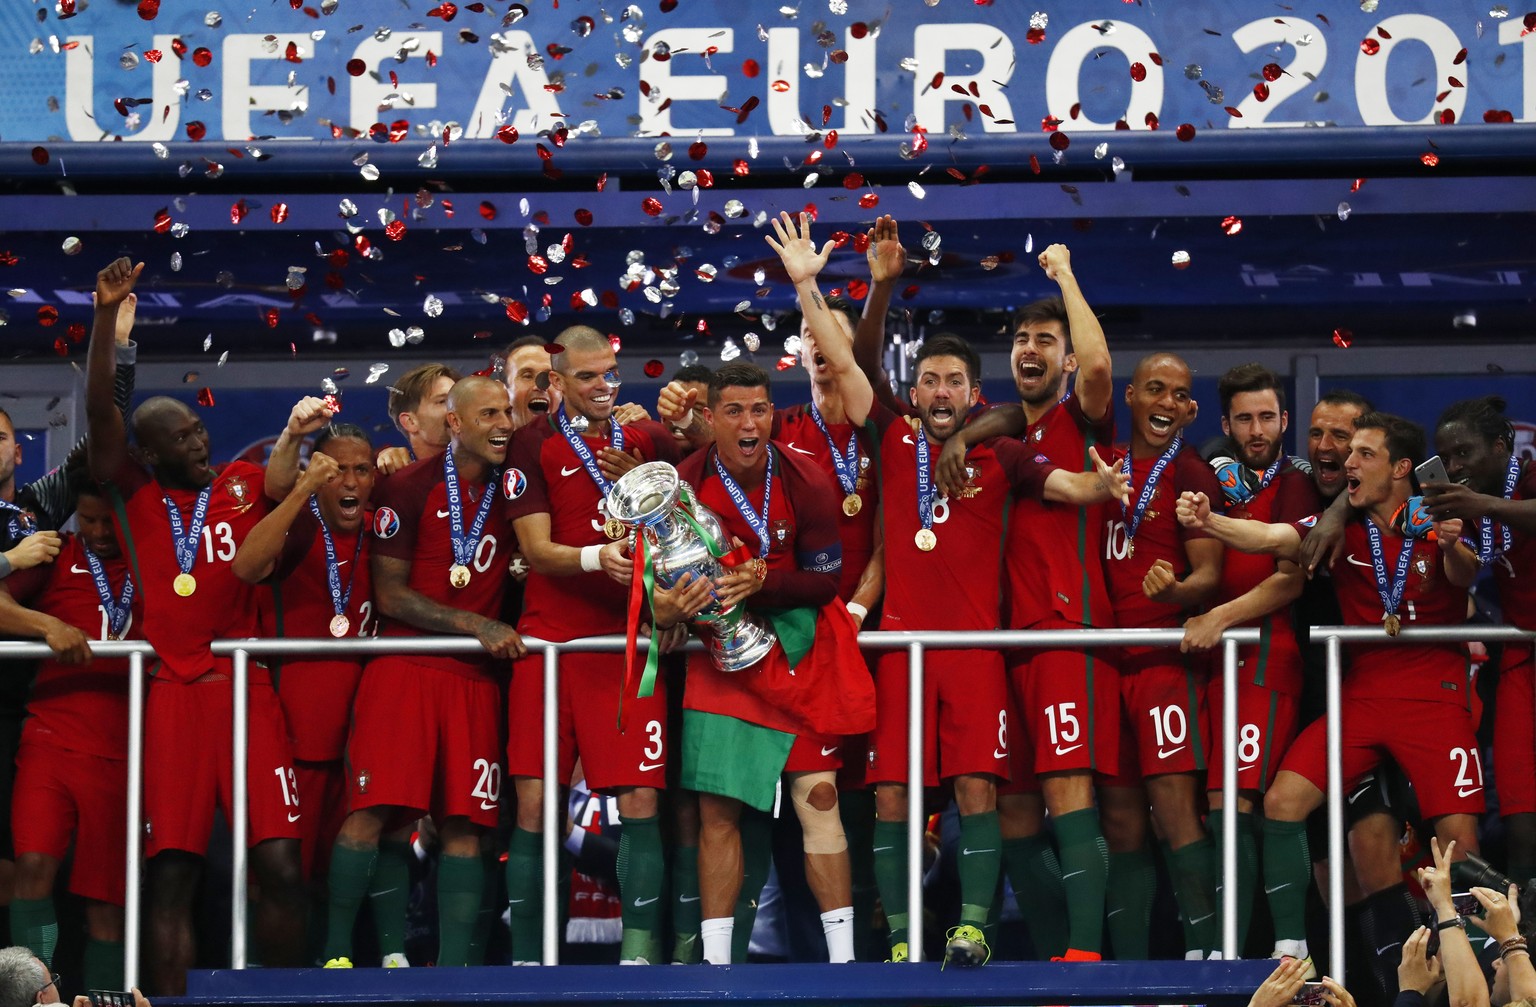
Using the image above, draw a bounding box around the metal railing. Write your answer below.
[6,623,1527,982]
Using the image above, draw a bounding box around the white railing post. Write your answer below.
[906,641,925,964]
[1221,635,1239,960]
[541,643,560,966]
[230,647,250,969]
[1325,633,1346,987]
[124,650,145,991]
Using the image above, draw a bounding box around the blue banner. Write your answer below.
[3,1,1530,146]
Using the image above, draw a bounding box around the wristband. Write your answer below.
[580,545,603,573]
[1435,916,1463,932]
[846,602,868,623]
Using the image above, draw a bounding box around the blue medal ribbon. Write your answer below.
[807,402,860,496]
[556,407,625,497]
[0,500,36,541]
[163,485,212,576]
[83,546,133,639]
[1121,436,1181,544]
[1365,517,1416,620]
[713,446,775,558]
[914,432,937,533]
[1252,454,1284,495]
[442,449,498,569]
[308,497,364,620]
[1476,453,1522,565]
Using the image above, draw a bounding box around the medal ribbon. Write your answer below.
[83,546,134,639]
[163,485,212,576]
[1252,454,1284,495]
[0,500,36,540]
[914,432,937,534]
[441,449,497,569]
[807,402,860,496]
[713,446,774,558]
[556,408,625,497]
[1477,453,1522,565]
[308,496,364,620]
[1365,518,1416,621]
[1121,436,1181,543]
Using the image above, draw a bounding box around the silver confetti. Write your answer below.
[423,294,444,317]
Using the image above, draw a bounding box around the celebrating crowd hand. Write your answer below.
[94,256,144,310]
[1467,884,1523,942]
[1421,480,1487,522]
[612,402,651,425]
[1176,490,1212,530]
[1246,956,1312,1007]
[1318,976,1356,1007]
[7,531,62,571]
[651,571,715,628]
[598,446,644,482]
[657,380,699,426]
[1418,836,1457,913]
[866,214,905,283]
[599,539,633,586]
[1143,558,1179,602]
[1180,609,1226,653]
[112,291,137,345]
[765,211,835,285]
[1397,927,1443,995]
[286,395,335,436]
[711,535,764,610]
[296,450,341,495]
[475,619,526,660]
[374,446,413,476]
[1038,243,1073,281]
[44,620,92,665]
[934,432,970,499]
[1089,445,1131,507]
[1433,516,1464,548]
[1298,520,1346,578]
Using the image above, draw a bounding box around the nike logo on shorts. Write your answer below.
[638,761,663,772]
[993,748,1007,759]
[1158,745,1186,759]
[1457,786,1483,798]
[1054,743,1084,756]
[287,812,300,822]
[480,800,496,810]
[820,745,839,757]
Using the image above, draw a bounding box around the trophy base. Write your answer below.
[704,614,778,673]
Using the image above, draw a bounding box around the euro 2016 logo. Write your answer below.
[373,507,400,539]
[503,468,527,500]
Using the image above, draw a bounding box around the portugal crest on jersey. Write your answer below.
[373,507,400,539]
[225,474,254,514]
[503,468,527,500]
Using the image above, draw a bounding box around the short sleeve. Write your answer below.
[503,427,551,522]
[272,505,321,582]
[370,467,423,562]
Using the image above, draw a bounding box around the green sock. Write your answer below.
[9,897,57,965]
[956,811,1002,929]
[839,789,882,962]
[1053,807,1109,955]
[1105,847,1156,960]
[871,819,910,951]
[617,814,664,962]
[1211,811,1260,954]
[1002,834,1069,959]
[467,846,499,966]
[672,845,701,963]
[505,828,543,963]
[323,843,376,961]
[1168,836,1220,956]
[370,840,413,958]
[83,938,124,992]
[1262,818,1311,943]
[436,853,484,967]
[733,809,773,963]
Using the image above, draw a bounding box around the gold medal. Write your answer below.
[449,564,472,589]
[1384,613,1401,637]
[842,493,862,517]
[915,528,937,552]
[173,572,197,597]
[1127,538,1136,558]
[329,614,351,638]
[604,517,627,540]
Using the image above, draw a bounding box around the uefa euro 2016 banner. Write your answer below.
[0,1,1530,147]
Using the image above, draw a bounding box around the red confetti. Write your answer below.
[857,192,879,209]
[1224,106,1243,118]
[192,47,212,67]
[771,80,791,93]
[659,0,676,10]
[1262,62,1283,82]
[1350,178,1366,192]
[0,251,16,266]
[1254,83,1270,102]
[1145,111,1160,130]
[185,121,206,141]
[496,124,518,144]
[804,150,823,166]
[733,159,750,176]
[1129,62,1147,82]
[37,305,58,327]
[144,49,162,62]
[776,356,796,372]
[170,38,187,58]
[67,322,86,343]
[1420,152,1440,167]
[644,359,664,378]
[1483,109,1515,123]
[642,197,664,216]
[1331,328,1353,349]
[1049,131,1070,151]
[688,140,708,160]
[1220,215,1243,236]
[1453,47,1468,65]
[1175,123,1196,141]
[353,235,371,257]
[1029,154,1041,174]
[284,41,302,63]
[136,0,159,20]
[505,301,529,323]
[52,337,69,357]
[1438,108,1456,125]
[384,220,406,240]
[1360,38,1380,56]
[846,279,869,301]
[263,309,280,328]
[742,58,760,78]
[197,387,216,407]
[153,209,172,234]
[575,208,593,226]
[543,341,563,354]
[1447,76,1464,89]
[829,230,852,248]
[479,201,497,220]
[270,202,289,224]
[429,3,458,19]
[30,146,47,165]
[900,285,920,300]
[389,120,409,143]
[1026,26,1046,44]
[696,169,714,188]
[850,22,869,39]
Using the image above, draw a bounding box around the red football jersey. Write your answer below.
[6,534,139,760]
[504,415,678,640]
[370,452,511,678]
[1298,516,1473,707]
[875,405,1056,634]
[107,459,270,684]
[772,404,879,603]
[1103,446,1223,631]
[1005,393,1115,630]
[1479,459,1536,630]
[257,505,375,643]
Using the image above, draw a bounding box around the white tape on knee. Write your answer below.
[791,772,848,855]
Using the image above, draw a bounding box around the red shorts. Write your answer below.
[144,673,301,857]
[277,660,363,762]
[1494,644,1534,815]
[347,658,502,830]
[1009,624,1120,776]
[836,650,879,790]
[1205,676,1300,794]
[11,739,126,905]
[295,759,348,881]
[1105,650,1209,783]
[1279,695,1486,820]
[506,651,668,792]
[868,649,1010,788]
[785,731,842,774]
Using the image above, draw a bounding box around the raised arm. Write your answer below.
[1432,518,1479,589]
[766,211,874,425]
[1039,244,1112,423]
[1176,491,1302,561]
[656,381,714,452]
[372,552,525,659]
[232,452,338,584]
[264,396,336,502]
[87,258,144,484]
[1041,445,1131,507]
[934,404,1027,498]
[853,214,906,419]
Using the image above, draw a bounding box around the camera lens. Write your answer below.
[1452,852,1512,894]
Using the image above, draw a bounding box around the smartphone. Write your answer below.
[89,993,134,1007]
[1292,981,1327,1006]
[1452,891,1484,917]
[1415,455,1450,487]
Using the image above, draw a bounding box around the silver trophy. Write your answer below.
[605,461,777,672]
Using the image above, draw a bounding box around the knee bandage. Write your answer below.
[791,772,848,855]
